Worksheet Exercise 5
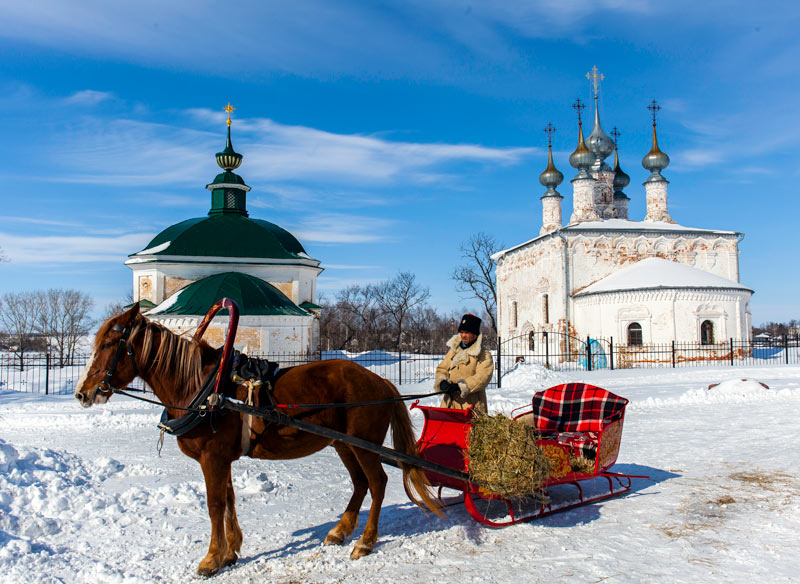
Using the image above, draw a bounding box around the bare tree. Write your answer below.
[451,232,501,333]
[373,272,431,349]
[0,291,45,370]
[337,284,383,350]
[100,292,134,322]
[35,289,95,366]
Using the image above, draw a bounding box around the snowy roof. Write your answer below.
[574,258,753,297]
[493,220,740,260]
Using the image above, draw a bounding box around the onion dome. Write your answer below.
[216,103,243,171]
[586,96,615,166]
[612,147,630,196]
[642,100,670,181]
[642,124,670,180]
[569,121,594,179]
[539,129,564,196]
[147,272,310,317]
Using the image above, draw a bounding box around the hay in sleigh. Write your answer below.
[466,413,552,499]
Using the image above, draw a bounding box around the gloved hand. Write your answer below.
[439,380,460,397]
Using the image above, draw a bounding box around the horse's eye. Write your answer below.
[101,343,112,350]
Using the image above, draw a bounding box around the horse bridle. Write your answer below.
[91,322,140,402]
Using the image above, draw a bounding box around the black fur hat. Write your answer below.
[457,313,481,335]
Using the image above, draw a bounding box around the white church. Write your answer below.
[125,107,322,354]
[493,70,753,349]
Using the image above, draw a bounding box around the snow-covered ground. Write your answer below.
[1,364,799,583]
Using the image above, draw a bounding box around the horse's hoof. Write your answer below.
[350,543,372,559]
[223,552,238,567]
[197,565,220,577]
[324,528,345,546]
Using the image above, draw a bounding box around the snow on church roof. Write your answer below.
[575,258,753,297]
[492,220,740,260]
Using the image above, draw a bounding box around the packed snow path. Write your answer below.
[1,364,799,583]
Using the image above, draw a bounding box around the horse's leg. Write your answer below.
[197,456,232,576]
[223,473,242,567]
[349,448,387,559]
[324,443,368,546]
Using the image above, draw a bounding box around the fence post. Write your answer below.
[544,332,550,369]
[398,350,402,386]
[496,337,502,389]
[730,338,734,367]
[45,352,50,395]
[610,337,614,370]
[586,335,592,372]
[672,341,676,368]
[786,335,790,365]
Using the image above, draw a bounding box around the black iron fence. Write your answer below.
[494,332,800,387]
[2,333,798,395]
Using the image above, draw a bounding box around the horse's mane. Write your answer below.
[98,313,209,402]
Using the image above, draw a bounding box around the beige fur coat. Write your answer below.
[434,333,493,413]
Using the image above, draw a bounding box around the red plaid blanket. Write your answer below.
[531,383,628,433]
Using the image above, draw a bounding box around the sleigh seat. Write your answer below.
[512,383,629,474]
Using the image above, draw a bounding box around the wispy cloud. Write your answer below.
[43,109,533,189]
[0,232,155,264]
[63,89,114,106]
[290,213,400,244]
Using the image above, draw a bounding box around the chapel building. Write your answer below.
[125,107,322,353]
[493,72,753,348]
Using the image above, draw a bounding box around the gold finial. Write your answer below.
[224,102,236,127]
[586,66,604,98]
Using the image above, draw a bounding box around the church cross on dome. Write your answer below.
[544,122,556,147]
[586,66,604,98]
[610,126,620,147]
[572,98,586,124]
[224,102,236,127]
[647,99,662,127]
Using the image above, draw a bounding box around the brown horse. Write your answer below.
[74,304,441,576]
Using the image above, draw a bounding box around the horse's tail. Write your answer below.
[384,379,444,518]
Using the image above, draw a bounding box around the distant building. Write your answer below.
[493,71,753,347]
[126,106,321,353]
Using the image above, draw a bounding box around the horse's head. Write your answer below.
[75,303,142,408]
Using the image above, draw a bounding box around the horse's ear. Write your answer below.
[121,302,140,322]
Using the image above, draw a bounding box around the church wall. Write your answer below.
[573,288,752,343]
[496,235,567,341]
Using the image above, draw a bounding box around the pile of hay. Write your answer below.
[466,414,552,499]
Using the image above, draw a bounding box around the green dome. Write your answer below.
[131,214,310,261]
[148,272,310,316]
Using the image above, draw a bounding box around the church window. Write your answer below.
[627,322,643,346]
[528,330,535,351]
[512,301,518,328]
[542,294,549,324]
[701,320,715,345]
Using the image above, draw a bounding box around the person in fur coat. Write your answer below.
[434,313,494,413]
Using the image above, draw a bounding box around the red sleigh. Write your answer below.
[410,383,646,527]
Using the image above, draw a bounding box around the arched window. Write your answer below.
[627,322,643,346]
[512,301,518,328]
[528,330,536,351]
[701,320,715,345]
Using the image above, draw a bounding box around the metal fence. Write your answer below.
[495,332,800,387]
[2,334,799,395]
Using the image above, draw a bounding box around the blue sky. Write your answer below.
[0,1,797,325]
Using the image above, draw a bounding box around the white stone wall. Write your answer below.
[495,227,745,342]
[573,288,752,343]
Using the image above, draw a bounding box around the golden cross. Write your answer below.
[586,66,604,98]
[543,123,556,148]
[224,102,236,127]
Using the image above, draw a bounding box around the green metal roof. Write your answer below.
[299,301,322,310]
[132,214,310,260]
[147,272,310,316]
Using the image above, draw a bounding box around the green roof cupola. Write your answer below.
[207,103,251,217]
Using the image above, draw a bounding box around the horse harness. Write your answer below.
[91,323,139,404]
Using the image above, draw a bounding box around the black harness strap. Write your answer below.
[157,354,222,436]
